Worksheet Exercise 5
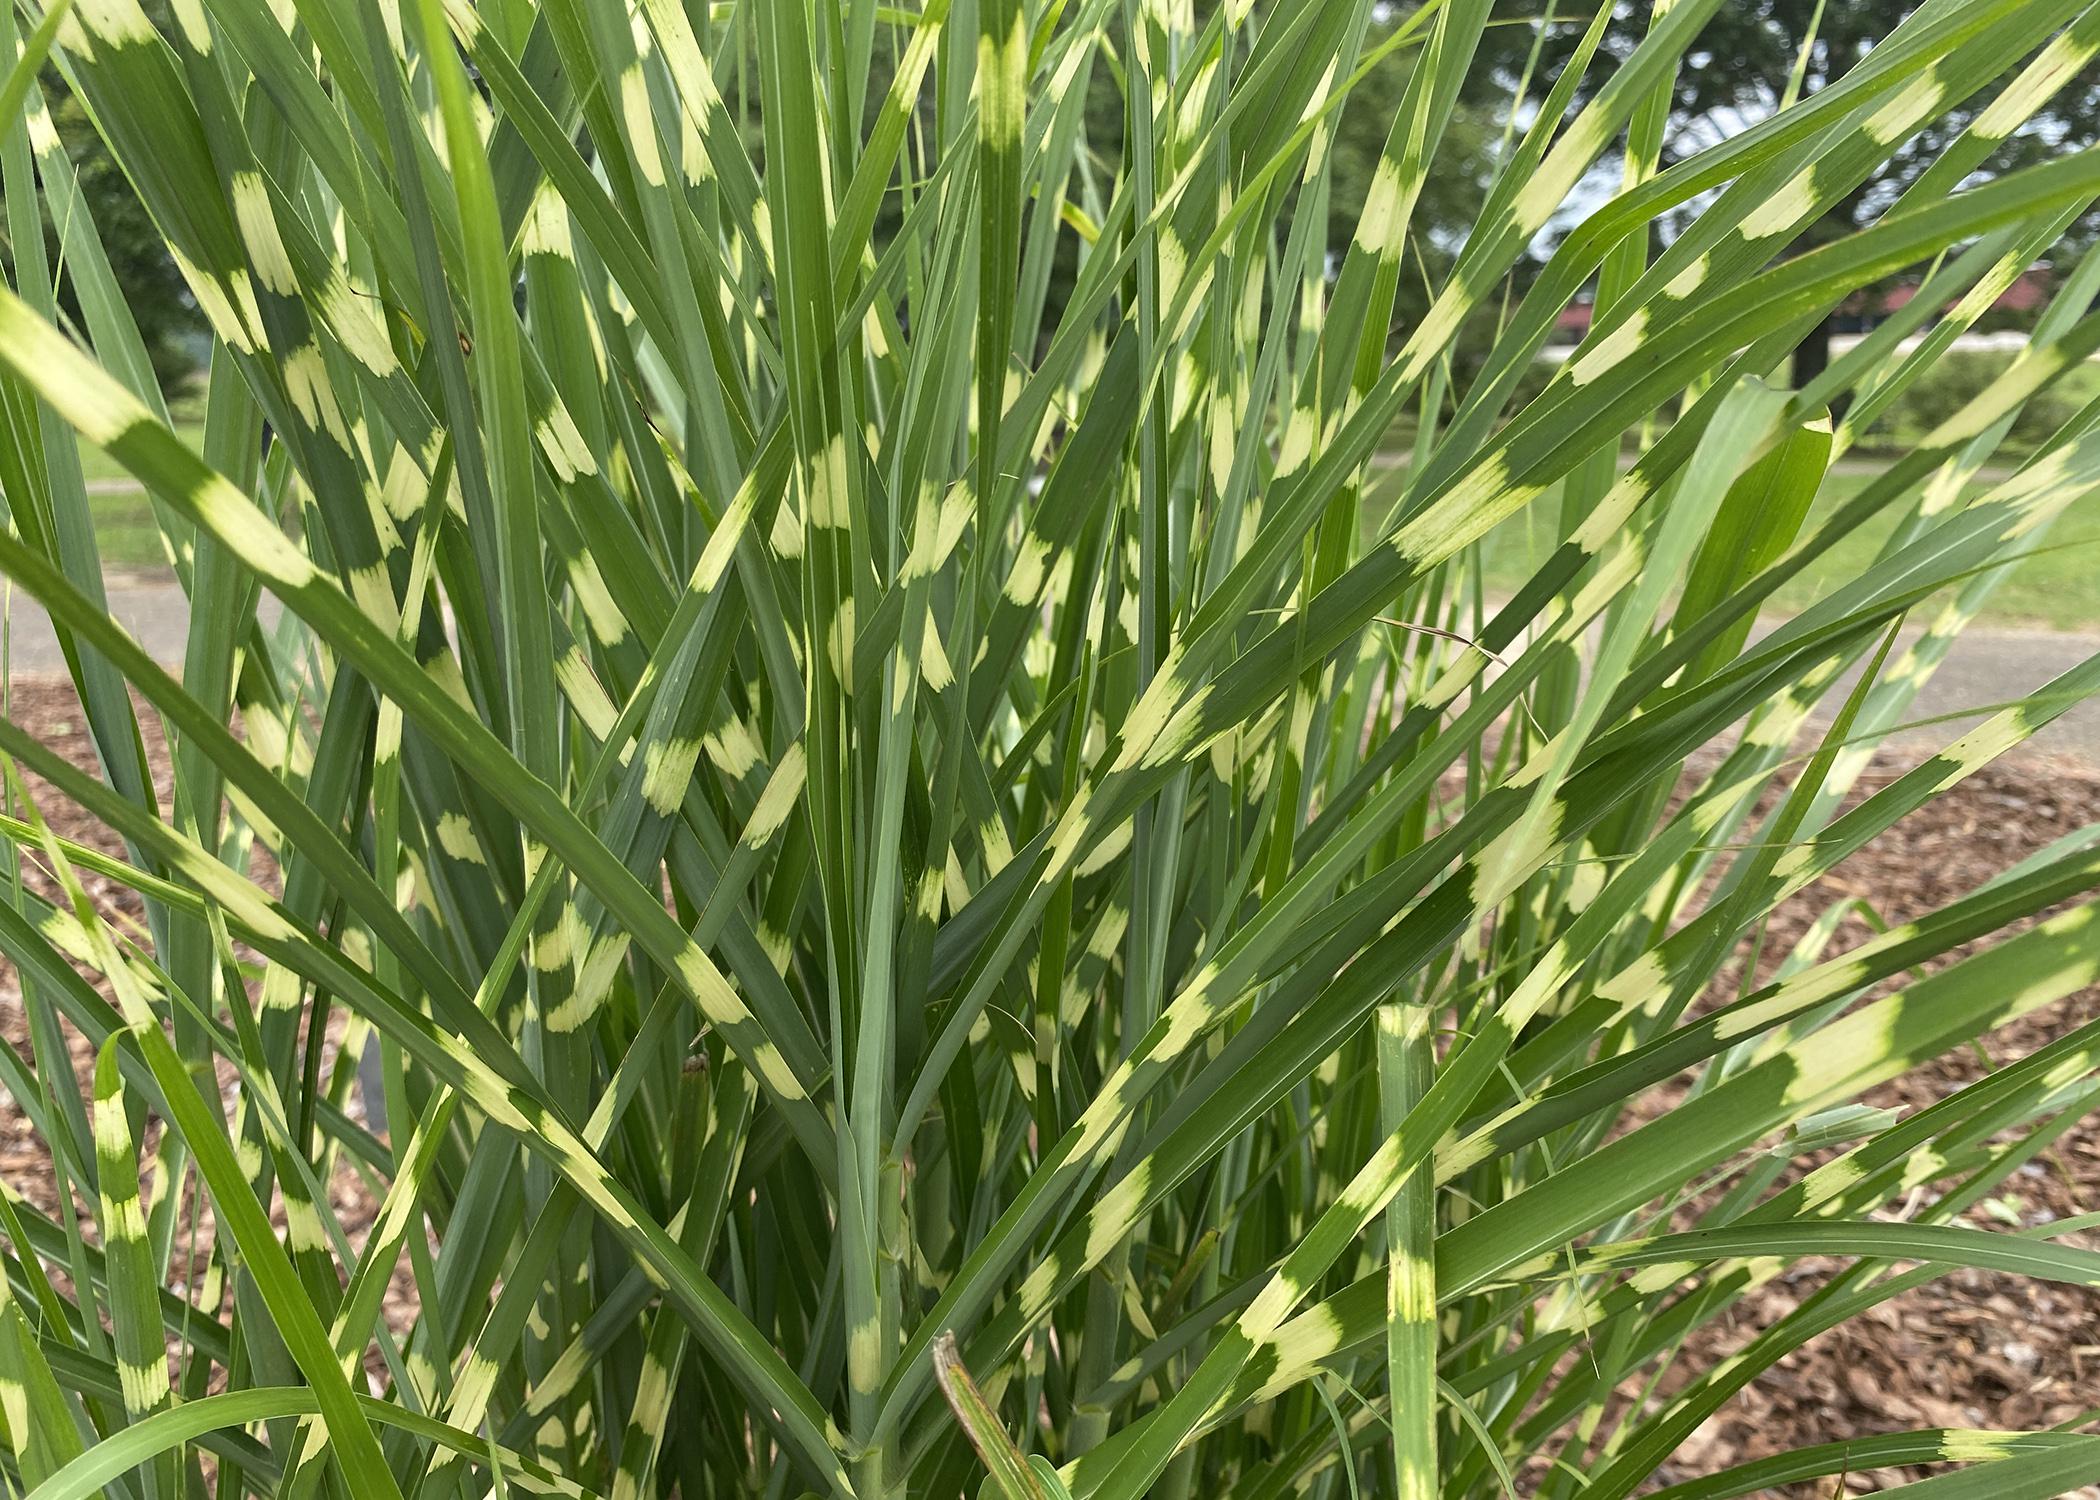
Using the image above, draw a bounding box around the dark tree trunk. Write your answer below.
[1791,312,1834,389]
[1790,311,1854,419]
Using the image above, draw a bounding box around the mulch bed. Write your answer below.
[1626,752,2100,1495]
[1629,752,2100,1487]
[2,675,2098,1495]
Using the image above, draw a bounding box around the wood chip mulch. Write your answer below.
[1,676,2098,1495]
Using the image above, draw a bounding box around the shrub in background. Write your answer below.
[5,0,2100,1498]
[1860,345,2100,455]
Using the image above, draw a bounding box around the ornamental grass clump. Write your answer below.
[7,0,2100,1495]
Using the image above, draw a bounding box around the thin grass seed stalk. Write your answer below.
[0,0,2098,1496]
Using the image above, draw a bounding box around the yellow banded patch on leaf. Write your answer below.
[622,66,664,185]
[233,173,299,296]
[320,272,399,376]
[347,563,401,635]
[168,0,212,49]
[805,432,852,529]
[975,8,1027,146]
[523,182,575,259]
[642,738,703,815]
[703,716,764,780]
[1004,530,1051,604]
[1354,158,1407,259]
[827,598,858,693]
[283,344,353,448]
[67,0,159,50]
[741,743,806,847]
[435,811,487,866]
[567,553,628,645]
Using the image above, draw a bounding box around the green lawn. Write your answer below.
[75,423,203,485]
[1369,459,2100,633]
[84,488,170,574]
[1743,467,2100,630]
[76,422,203,572]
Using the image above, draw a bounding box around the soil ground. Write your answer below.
[1629,746,2100,1496]
[1,675,2097,1495]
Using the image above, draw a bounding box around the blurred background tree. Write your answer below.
[845,0,1505,365]
[0,73,202,393]
[1478,0,2100,384]
[1326,6,1505,371]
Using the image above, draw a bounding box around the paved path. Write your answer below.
[1814,620,2100,763]
[1,580,281,670]
[4,581,2098,762]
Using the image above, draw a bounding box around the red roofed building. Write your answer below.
[1833,264,2052,332]
[1548,266,2054,344]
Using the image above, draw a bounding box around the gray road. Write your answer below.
[4,581,2098,762]
[1814,620,2100,762]
[1,579,281,671]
